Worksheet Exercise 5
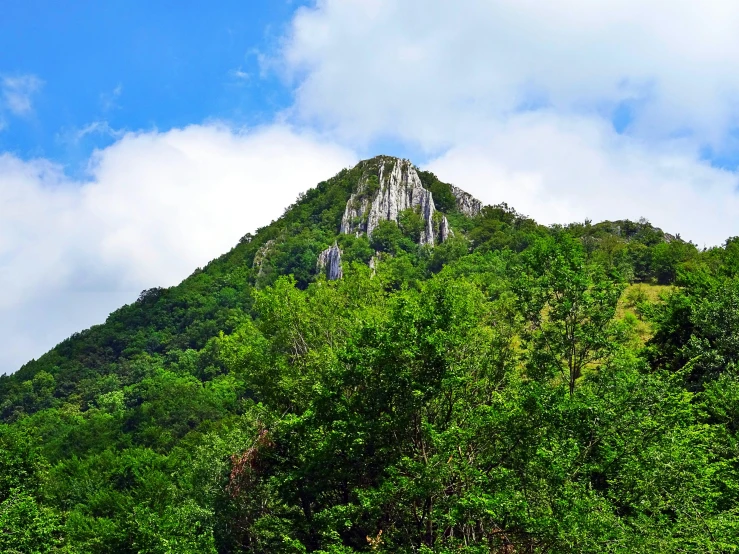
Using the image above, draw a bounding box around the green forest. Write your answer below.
[2,156,739,552]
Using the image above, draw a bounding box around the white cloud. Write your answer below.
[230,68,250,81]
[0,124,355,373]
[2,74,43,116]
[426,112,739,247]
[58,120,126,144]
[283,0,739,148]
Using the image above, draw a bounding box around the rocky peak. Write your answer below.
[252,239,275,279]
[340,157,449,247]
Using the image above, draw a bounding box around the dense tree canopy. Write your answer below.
[1,158,738,552]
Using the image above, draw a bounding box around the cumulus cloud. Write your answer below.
[427,112,739,247]
[283,0,739,148]
[2,74,43,116]
[0,125,355,373]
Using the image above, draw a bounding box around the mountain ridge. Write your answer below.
[4,154,679,381]
[3,153,732,553]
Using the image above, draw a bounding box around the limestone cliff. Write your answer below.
[450,184,483,217]
[340,157,453,246]
[317,243,343,280]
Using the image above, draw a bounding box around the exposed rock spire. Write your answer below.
[252,239,275,279]
[317,242,343,280]
[440,215,453,242]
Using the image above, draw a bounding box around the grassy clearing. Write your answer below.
[616,283,673,345]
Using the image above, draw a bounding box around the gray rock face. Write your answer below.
[317,243,343,280]
[450,184,483,217]
[440,215,453,242]
[341,158,438,246]
[340,195,370,237]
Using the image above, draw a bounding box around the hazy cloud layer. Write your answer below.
[2,74,43,116]
[0,125,355,373]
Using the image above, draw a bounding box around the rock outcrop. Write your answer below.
[252,239,275,279]
[317,243,343,280]
[253,157,482,284]
[368,255,377,276]
[440,215,453,242]
[339,157,484,254]
[450,184,483,217]
[341,158,438,246]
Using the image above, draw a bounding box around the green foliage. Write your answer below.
[0,425,62,551]
[369,220,416,255]
[417,170,456,213]
[2,158,739,551]
[0,491,61,553]
[651,240,699,284]
[397,207,425,243]
[337,234,373,266]
[468,203,545,253]
[516,234,625,395]
[429,234,469,272]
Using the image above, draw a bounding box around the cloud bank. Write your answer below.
[284,0,739,147]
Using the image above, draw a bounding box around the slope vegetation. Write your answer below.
[1,157,737,553]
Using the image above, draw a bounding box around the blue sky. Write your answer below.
[0,1,308,169]
[4,0,739,374]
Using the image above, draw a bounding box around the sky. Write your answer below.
[3,0,739,373]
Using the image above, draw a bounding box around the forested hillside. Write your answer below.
[2,156,738,552]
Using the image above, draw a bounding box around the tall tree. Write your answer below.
[516,234,624,396]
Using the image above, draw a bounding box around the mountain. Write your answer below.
[1,156,738,552]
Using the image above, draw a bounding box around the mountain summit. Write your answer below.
[319,155,482,278]
[339,156,480,246]
[341,157,442,246]
[250,156,485,284]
